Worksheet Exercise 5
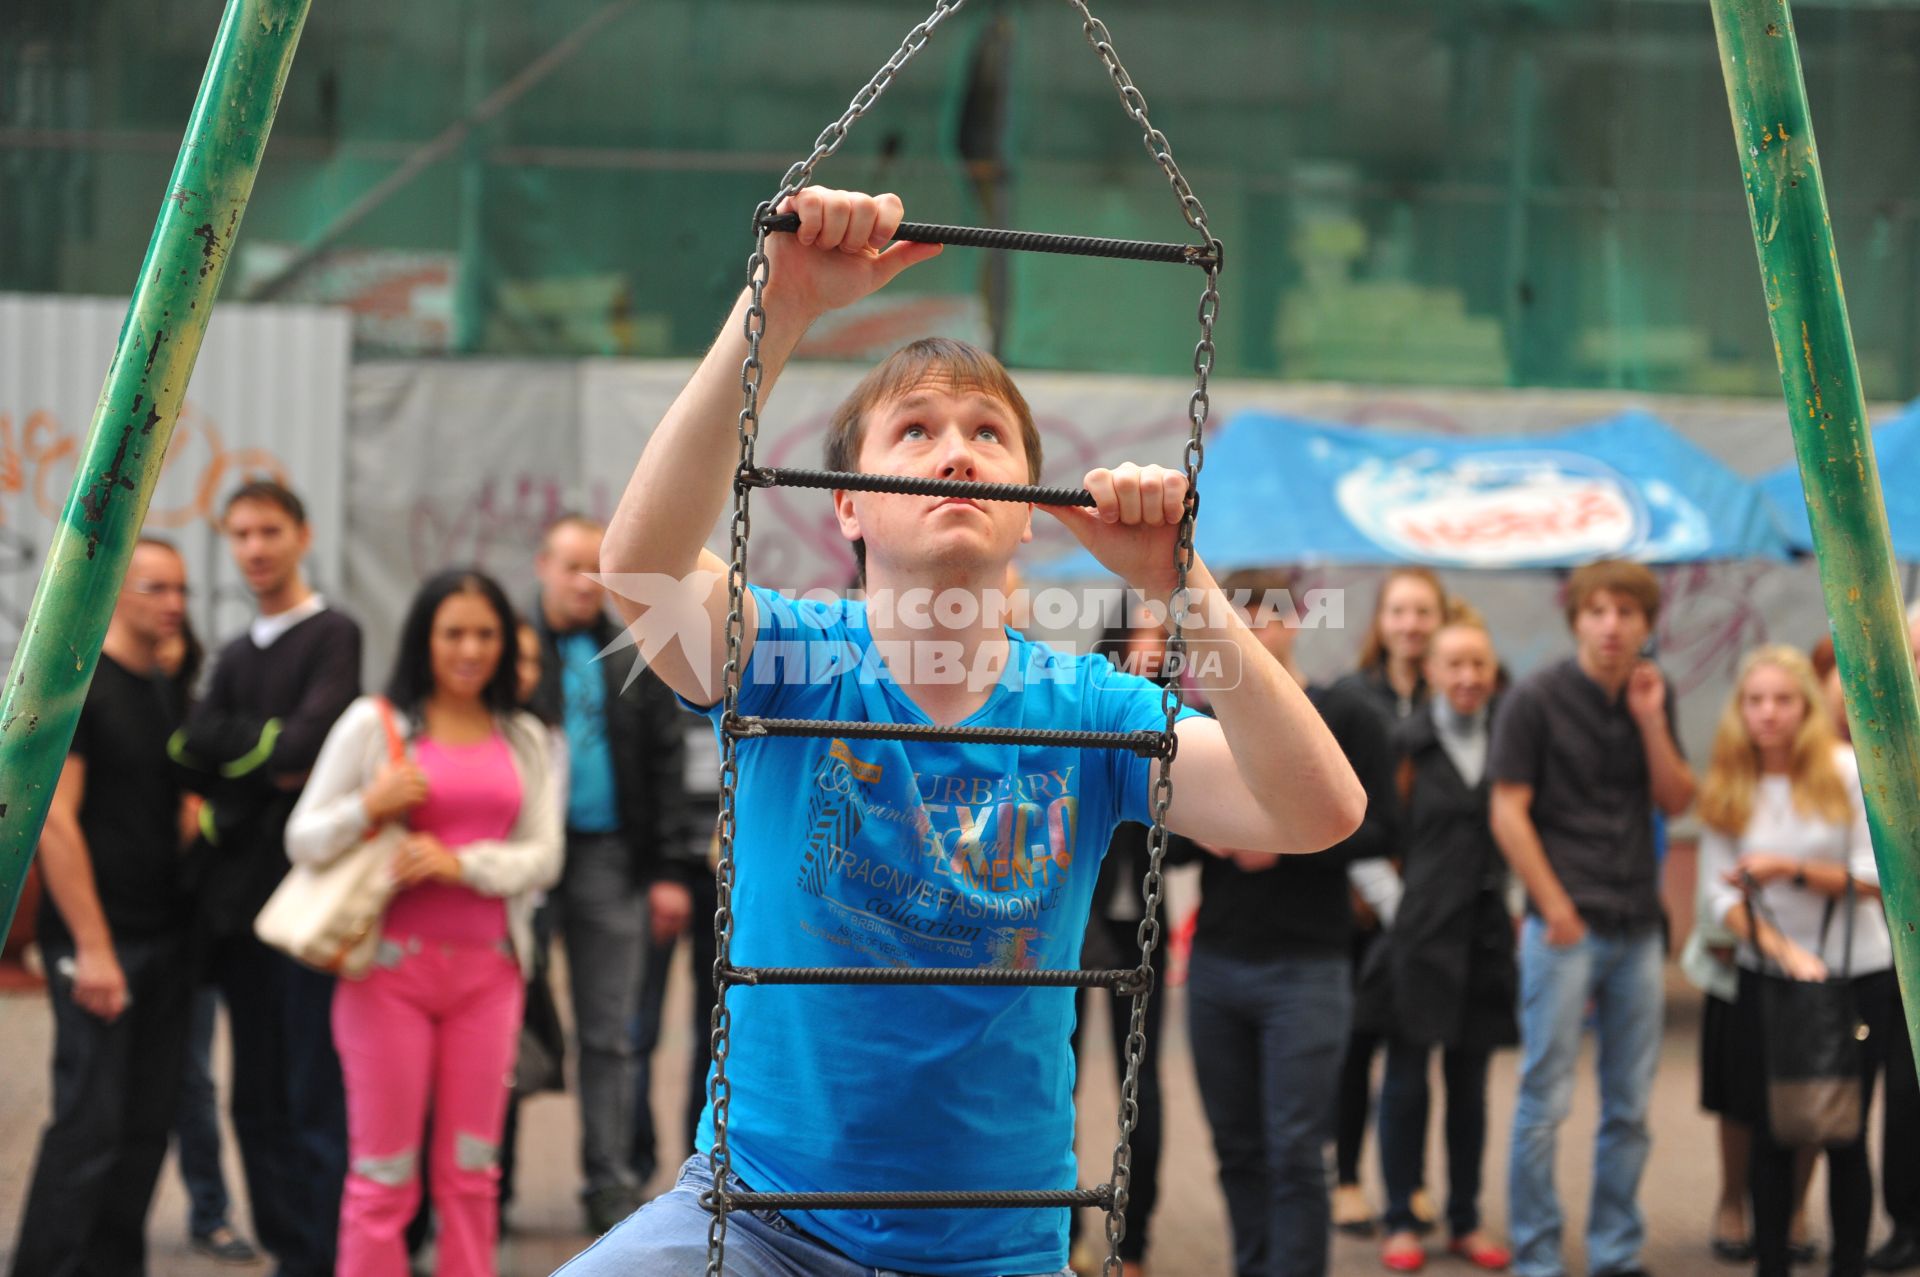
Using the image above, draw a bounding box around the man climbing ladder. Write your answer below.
[561,185,1366,1277]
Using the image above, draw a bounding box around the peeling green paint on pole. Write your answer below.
[1712,0,1920,1057]
[0,0,312,938]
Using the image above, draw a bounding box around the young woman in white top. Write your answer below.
[1697,645,1893,1277]
[287,569,563,1276]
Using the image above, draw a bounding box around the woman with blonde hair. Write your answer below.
[1697,645,1893,1277]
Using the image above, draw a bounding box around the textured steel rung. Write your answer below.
[724,715,1176,760]
[703,1186,1114,1212]
[721,963,1152,994]
[758,210,1220,270]
[740,467,1095,508]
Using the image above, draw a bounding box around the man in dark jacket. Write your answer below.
[530,514,695,1233]
[175,480,361,1277]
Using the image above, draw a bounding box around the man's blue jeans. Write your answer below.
[1186,947,1351,1277]
[1507,917,1663,1277]
[174,985,233,1239]
[556,1156,1072,1277]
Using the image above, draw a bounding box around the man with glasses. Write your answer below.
[11,538,199,1277]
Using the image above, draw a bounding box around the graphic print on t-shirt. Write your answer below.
[790,736,1079,970]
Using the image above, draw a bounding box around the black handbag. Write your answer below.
[512,955,568,1099]
[1744,877,1867,1148]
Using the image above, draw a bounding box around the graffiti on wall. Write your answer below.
[0,402,289,645]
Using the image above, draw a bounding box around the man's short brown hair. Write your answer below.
[824,337,1042,577]
[825,337,1041,477]
[223,478,305,527]
[539,513,603,554]
[1563,558,1661,629]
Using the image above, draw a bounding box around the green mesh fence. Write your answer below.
[7,0,1920,392]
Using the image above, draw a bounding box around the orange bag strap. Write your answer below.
[372,697,407,763]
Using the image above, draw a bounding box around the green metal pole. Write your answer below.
[1712,0,1920,1058]
[1501,47,1536,386]
[0,0,312,938]
[453,0,490,354]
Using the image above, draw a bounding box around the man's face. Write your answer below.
[1572,587,1650,673]
[121,543,188,646]
[223,498,309,600]
[838,382,1034,580]
[536,522,607,629]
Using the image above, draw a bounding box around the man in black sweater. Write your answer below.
[175,480,361,1277]
[1184,569,1397,1277]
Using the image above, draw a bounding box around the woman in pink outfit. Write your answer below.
[288,569,563,1276]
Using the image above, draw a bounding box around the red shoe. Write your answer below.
[1380,1235,1426,1273]
[1447,1235,1512,1271]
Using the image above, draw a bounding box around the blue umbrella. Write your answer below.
[1760,400,1920,560]
[1030,409,1792,576]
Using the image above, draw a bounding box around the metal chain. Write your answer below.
[771,0,970,211]
[710,3,970,1272]
[1102,259,1216,1277]
[704,222,763,1274]
[1064,0,1215,242]
[1055,4,1221,1274]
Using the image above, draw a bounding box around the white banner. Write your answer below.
[344,361,582,678]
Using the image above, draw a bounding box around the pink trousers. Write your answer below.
[331,937,523,1277]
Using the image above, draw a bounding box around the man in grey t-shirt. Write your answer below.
[1488,560,1694,1277]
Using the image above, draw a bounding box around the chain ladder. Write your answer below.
[1056,5,1220,1272]
[710,3,1216,1273]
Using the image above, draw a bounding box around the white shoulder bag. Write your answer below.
[254,698,407,978]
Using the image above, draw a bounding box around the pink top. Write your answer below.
[384,733,522,946]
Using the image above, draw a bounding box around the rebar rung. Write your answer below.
[739,467,1096,508]
[704,1186,1114,1211]
[724,715,1176,760]
[758,210,1220,270]
[721,963,1152,994]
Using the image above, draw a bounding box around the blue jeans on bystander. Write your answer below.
[1507,916,1663,1277]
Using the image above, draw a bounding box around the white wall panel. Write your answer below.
[0,293,349,664]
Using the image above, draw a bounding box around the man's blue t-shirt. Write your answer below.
[558,630,620,833]
[682,585,1199,1276]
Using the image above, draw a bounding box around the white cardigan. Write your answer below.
[285,696,564,976]
[1699,745,1891,976]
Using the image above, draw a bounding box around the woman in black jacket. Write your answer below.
[1332,568,1448,1236]
[1366,611,1516,1274]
